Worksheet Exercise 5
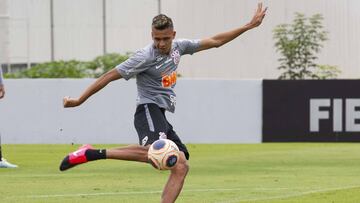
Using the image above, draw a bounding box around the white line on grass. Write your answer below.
[217,185,360,203]
[7,185,360,200]
[10,187,293,199]
[1,174,93,178]
[26,191,163,198]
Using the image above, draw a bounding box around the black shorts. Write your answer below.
[134,103,189,160]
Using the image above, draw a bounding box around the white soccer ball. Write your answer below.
[148,139,180,170]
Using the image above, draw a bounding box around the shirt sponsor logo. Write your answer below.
[162,71,177,88]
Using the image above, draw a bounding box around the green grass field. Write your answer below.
[1,143,360,203]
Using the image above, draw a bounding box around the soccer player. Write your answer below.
[60,3,267,202]
[0,68,18,168]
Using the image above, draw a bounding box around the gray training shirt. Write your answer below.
[116,39,200,113]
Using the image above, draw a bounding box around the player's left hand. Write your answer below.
[0,85,5,99]
[248,3,267,28]
[63,96,81,108]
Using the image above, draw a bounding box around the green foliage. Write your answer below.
[273,13,340,79]
[6,60,94,78]
[4,53,130,78]
[91,53,131,77]
[315,64,342,79]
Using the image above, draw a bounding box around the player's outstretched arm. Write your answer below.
[63,68,122,108]
[197,2,267,52]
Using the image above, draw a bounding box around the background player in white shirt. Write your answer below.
[0,68,18,168]
[60,3,267,202]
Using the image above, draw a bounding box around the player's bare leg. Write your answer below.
[106,145,149,162]
[60,144,188,202]
[102,145,189,202]
[161,152,189,203]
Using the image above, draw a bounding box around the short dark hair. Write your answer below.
[152,14,173,30]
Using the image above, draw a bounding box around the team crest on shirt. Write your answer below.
[171,49,180,65]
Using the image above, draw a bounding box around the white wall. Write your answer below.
[7,0,51,64]
[0,79,262,144]
[53,0,103,60]
[0,0,9,65]
[164,0,360,79]
[2,0,360,78]
[106,0,158,54]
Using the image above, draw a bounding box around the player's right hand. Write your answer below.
[63,96,81,108]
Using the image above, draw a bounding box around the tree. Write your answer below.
[273,13,340,79]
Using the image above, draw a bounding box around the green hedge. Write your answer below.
[5,53,130,78]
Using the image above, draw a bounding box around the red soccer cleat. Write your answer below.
[59,144,94,171]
